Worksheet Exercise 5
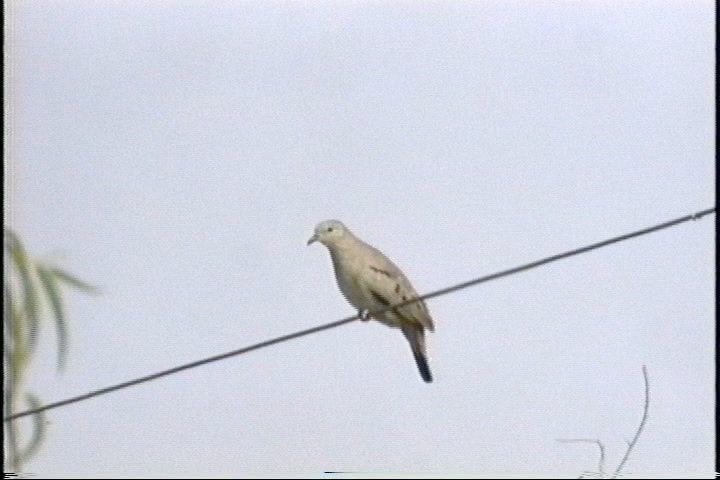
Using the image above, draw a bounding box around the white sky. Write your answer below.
[5,1,715,478]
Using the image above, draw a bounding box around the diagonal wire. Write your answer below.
[3,207,715,422]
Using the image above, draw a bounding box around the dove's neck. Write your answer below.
[327,233,363,253]
[325,234,365,263]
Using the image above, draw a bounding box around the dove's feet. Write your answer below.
[358,309,371,321]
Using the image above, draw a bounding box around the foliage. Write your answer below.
[3,228,96,472]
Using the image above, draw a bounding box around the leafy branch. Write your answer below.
[3,228,97,472]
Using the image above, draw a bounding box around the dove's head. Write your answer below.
[307,219,349,246]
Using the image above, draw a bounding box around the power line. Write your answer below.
[3,207,715,422]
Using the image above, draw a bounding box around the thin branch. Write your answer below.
[612,365,650,478]
[559,365,650,479]
[556,438,606,476]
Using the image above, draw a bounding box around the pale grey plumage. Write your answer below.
[307,219,434,383]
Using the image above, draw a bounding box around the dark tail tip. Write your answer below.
[414,352,433,383]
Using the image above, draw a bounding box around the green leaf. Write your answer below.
[4,279,13,341]
[4,227,19,251]
[37,265,68,371]
[9,301,29,379]
[3,302,15,378]
[50,267,99,294]
[5,230,41,355]
[16,392,47,465]
[4,367,19,470]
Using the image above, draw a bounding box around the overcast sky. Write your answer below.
[5,1,715,478]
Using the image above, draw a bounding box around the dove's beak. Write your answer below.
[306,234,318,246]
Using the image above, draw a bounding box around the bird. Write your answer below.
[307,219,435,383]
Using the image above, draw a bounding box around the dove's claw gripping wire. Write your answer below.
[358,309,371,321]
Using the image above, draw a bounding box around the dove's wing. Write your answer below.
[358,243,435,332]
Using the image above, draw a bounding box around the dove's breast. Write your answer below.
[329,249,369,310]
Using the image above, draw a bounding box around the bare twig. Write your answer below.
[612,365,650,478]
[556,438,606,476]
[559,365,650,479]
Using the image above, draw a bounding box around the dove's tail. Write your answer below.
[402,324,433,383]
[413,350,433,383]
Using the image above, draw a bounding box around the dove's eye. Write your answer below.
[327,227,334,232]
